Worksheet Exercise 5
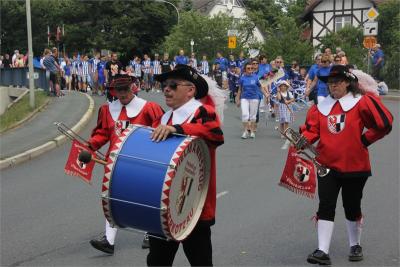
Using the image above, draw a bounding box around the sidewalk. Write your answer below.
[0,91,94,169]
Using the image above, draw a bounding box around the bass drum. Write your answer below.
[101,124,211,241]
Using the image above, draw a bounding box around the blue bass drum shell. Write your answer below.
[102,124,211,241]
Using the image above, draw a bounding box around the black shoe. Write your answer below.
[349,245,363,261]
[90,235,114,254]
[141,233,150,249]
[307,249,331,265]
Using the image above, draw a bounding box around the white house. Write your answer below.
[301,0,384,47]
[193,0,265,43]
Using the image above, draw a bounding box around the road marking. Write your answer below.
[217,190,229,199]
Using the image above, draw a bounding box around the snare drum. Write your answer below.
[102,124,211,241]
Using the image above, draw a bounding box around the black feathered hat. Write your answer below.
[154,64,208,99]
[318,65,358,83]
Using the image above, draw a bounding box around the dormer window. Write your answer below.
[222,0,235,6]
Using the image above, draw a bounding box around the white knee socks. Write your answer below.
[105,220,117,245]
[318,220,334,254]
[346,219,362,247]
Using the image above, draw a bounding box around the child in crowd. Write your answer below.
[276,80,295,149]
[213,63,223,88]
[227,66,240,102]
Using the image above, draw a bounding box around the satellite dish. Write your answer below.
[227,2,233,11]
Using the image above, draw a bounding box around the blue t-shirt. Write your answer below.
[372,49,384,67]
[308,63,319,81]
[228,60,237,68]
[239,74,261,99]
[214,57,228,71]
[316,66,331,97]
[257,63,271,79]
[175,55,188,65]
[97,61,106,78]
[63,64,71,76]
[236,58,247,70]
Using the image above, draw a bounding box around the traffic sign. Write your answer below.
[366,7,379,21]
[227,30,238,37]
[228,36,237,49]
[363,36,377,49]
[364,21,378,36]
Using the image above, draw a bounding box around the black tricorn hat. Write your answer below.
[154,64,208,99]
[318,65,358,83]
[109,74,135,91]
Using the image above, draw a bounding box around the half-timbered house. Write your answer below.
[301,0,385,47]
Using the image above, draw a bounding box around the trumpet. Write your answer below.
[276,127,330,177]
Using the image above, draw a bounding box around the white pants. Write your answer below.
[241,99,260,122]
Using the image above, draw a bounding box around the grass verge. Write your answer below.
[0,90,49,132]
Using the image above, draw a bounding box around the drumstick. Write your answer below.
[79,150,107,165]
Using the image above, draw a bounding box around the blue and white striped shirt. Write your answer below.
[91,58,100,73]
[134,62,142,77]
[142,59,152,74]
[200,60,209,75]
[79,61,90,76]
[152,60,161,75]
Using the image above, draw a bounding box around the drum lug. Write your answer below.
[169,164,176,170]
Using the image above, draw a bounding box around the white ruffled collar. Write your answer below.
[317,92,362,116]
[161,98,202,125]
[108,97,147,121]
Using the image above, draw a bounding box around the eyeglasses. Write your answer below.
[164,80,193,90]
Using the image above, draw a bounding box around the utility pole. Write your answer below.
[26,0,35,108]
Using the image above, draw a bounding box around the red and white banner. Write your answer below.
[64,140,95,184]
[279,146,316,198]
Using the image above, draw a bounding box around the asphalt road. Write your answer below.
[1,92,399,266]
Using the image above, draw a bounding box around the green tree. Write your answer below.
[377,0,400,89]
[181,0,192,12]
[318,26,366,70]
[261,15,314,65]
[0,0,179,59]
[161,11,257,59]
[244,0,312,63]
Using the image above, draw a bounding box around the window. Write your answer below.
[335,15,352,31]
[222,0,235,6]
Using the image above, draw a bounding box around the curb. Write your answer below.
[0,92,95,170]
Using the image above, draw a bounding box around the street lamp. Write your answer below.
[190,39,194,54]
[154,0,180,24]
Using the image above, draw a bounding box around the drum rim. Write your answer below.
[160,137,211,241]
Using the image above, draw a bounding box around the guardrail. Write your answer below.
[0,67,49,91]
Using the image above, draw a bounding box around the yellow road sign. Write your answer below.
[228,36,236,49]
[366,7,379,21]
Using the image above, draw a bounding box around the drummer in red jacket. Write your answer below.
[298,65,393,265]
[149,64,224,266]
[88,74,164,254]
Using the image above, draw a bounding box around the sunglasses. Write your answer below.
[246,67,253,70]
[164,80,193,90]
[252,62,259,65]
[321,61,329,63]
